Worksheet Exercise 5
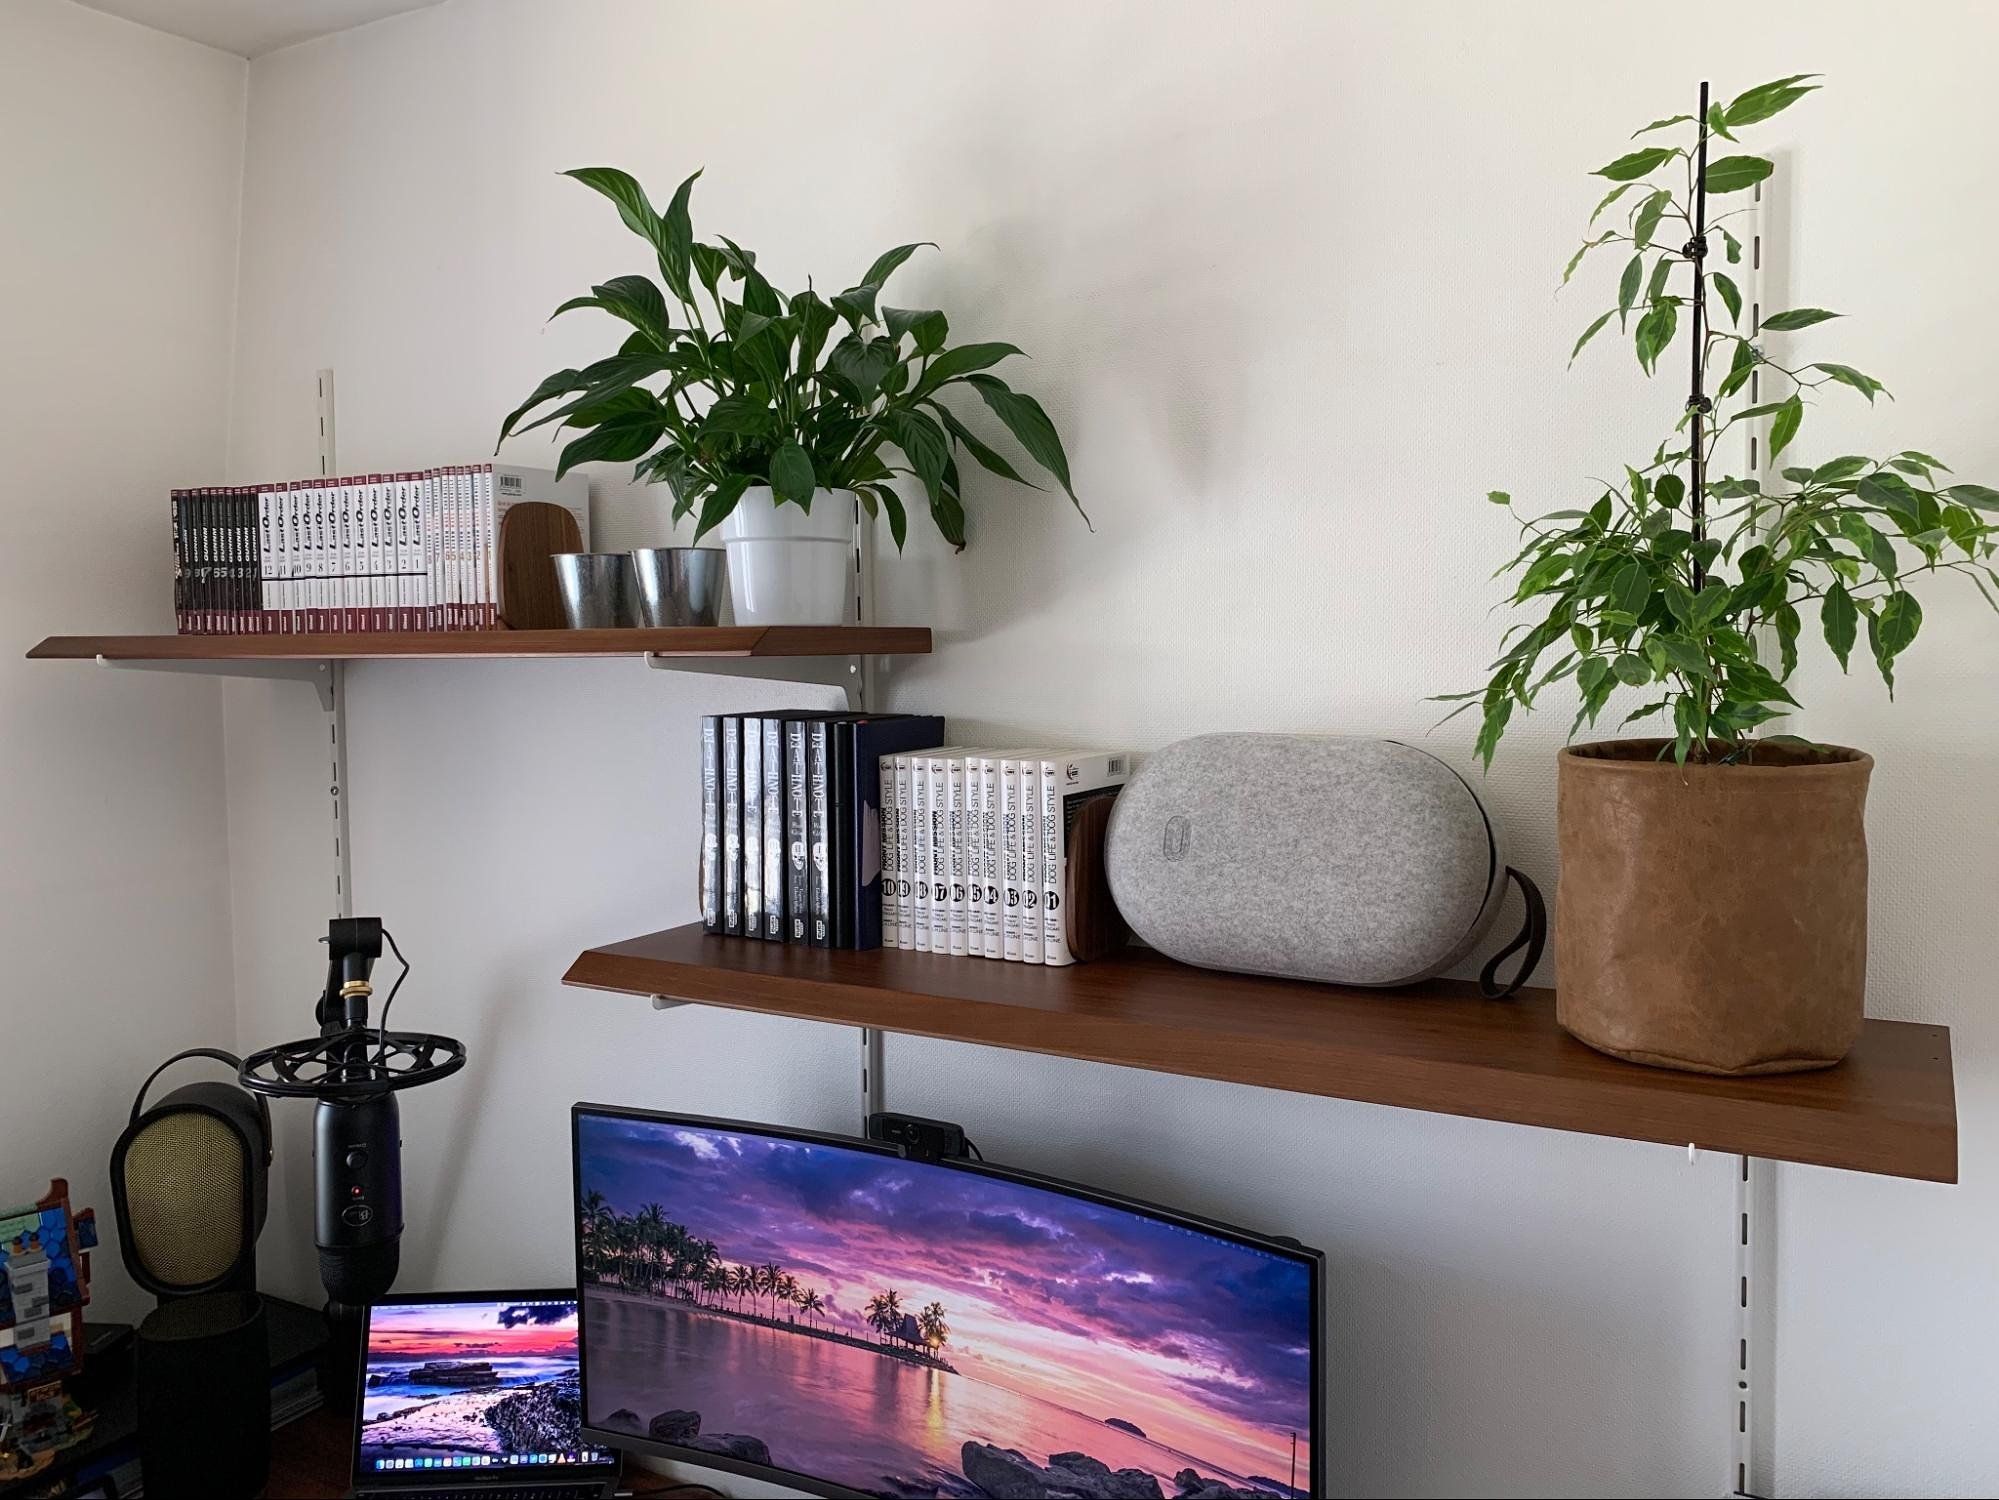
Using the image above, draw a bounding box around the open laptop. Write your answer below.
[351,1289,620,1499]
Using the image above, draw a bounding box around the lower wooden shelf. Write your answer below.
[563,924,1957,1183]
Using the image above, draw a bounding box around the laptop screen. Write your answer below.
[357,1294,615,1479]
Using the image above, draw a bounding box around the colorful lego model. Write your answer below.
[0,1179,98,1469]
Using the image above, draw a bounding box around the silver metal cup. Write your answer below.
[630,547,726,628]
[552,552,641,629]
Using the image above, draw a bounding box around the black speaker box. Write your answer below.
[136,1290,270,1497]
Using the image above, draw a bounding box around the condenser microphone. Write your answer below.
[239,918,463,1308]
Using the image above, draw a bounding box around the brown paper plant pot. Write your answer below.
[1555,738,1873,1075]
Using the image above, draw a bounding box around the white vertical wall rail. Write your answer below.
[855,498,885,1119]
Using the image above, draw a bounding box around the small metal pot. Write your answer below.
[630,547,726,628]
[552,553,640,629]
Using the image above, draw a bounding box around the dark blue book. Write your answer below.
[838,716,946,950]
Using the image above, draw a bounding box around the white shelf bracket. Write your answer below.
[327,660,352,919]
[95,654,339,712]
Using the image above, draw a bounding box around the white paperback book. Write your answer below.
[880,752,902,948]
[999,756,1026,961]
[1039,751,1133,966]
[925,750,954,955]
[892,754,917,950]
[962,753,985,958]
[977,753,1004,958]
[910,749,933,952]
[1016,754,1044,965]
[944,753,969,956]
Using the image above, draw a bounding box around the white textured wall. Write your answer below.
[216,2,1998,1494]
[0,0,246,1318]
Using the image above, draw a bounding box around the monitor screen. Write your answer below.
[357,1295,615,1477]
[572,1107,1321,1500]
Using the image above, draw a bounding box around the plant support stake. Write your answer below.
[1688,81,1711,593]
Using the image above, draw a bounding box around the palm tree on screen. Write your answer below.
[798,1289,825,1330]
[918,1302,950,1352]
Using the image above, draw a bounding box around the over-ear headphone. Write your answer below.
[110,1049,273,1302]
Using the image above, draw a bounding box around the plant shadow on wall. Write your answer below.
[1439,75,1997,1078]
[496,167,1088,570]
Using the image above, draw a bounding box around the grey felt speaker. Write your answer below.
[1106,733,1525,988]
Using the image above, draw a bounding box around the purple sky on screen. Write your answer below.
[575,1114,1313,1470]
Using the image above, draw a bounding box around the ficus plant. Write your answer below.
[1445,75,1999,767]
[496,168,1086,550]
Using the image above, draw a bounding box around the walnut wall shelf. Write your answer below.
[564,924,1958,1184]
[27,626,932,708]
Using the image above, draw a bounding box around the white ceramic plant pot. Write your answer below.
[718,486,856,626]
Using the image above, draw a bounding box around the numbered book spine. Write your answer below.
[926,753,952,955]
[1038,756,1062,965]
[721,716,743,936]
[880,752,902,948]
[807,720,833,947]
[1017,756,1044,965]
[742,717,765,941]
[786,718,812,943]
[909,749,933,952]
[889,754,914,949]
[762,717,785,940]
[999,758,1024,961]
[976,754,1001,958]
[962,753,983,958]
[945,754,969,957]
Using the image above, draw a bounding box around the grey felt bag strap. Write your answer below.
[1479,867,1547,1000]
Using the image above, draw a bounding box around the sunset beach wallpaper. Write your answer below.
[573,1110,1318,1499]
[359,1299,606,1469]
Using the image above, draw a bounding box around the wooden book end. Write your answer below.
[1064,793,1131,962]
[499,501,584,629]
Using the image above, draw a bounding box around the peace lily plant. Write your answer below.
[498,167,1086,553]
[1447,75,1998,1078]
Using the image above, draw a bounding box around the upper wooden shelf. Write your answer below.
[564,924,1957,1183]
[26,626,931,663]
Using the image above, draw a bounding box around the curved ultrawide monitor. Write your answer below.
[571,1104,1324,1500]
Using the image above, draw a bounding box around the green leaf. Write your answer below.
[769,441,815,505]
[1723,75,1820,127]
[1717,337,1758,398]
[1859,472,1924,528]
[1812,362,1888,403]
[562,166,659,242]
[1634,298,1677,374]
[1706,103,1736,143]
[1711,271,1742,326]
[690,242,728,299]
[933,403,1040,489]
[497,367,585,446]
[1653,473,1685,510]
[791,288,839,372]
[1811,455,1871,482]
[1631,189,1673,250]
[913,341,1026,395]
[884,306,949,355]
[509,353,681,436]
[872,485,908,551]
[859,242,935,290]
[1609,559,1651,617]
[1871,590,1922,693]
[1616,254,1643,330]
[1594,146,1676,181]
[1768,394,1804,460]
[1761,307,1840,331]
[1821,580,1858,670]
[1773,601,1801,679]
[1577,657,1611,695]
[1488,490,1511,506]
[553,409,666,480]
[1721,227,1743,264]
[962,375,1084,517]
[1589,182,1637,222]
[1943,483,1999,512]
[701,394,776,437]
[1703,155,1774,194]
[1645,254,1675,303]
[690,474,753,543]
[1561,233,1615,286]
[1611,652,1653,686]
[1571,309,1616,365]
[1899,450,1951,475]
[825,331,899,400]
[1655,636,1711,679]
[1631,113,1694,137]
[880,408,950,508]
[657,170,701,304]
